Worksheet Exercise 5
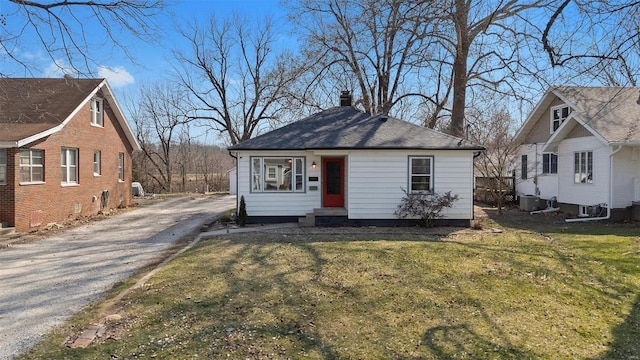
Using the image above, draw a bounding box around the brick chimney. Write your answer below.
[340,90,352,107]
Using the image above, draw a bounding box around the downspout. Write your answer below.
[228,151,239,217]
[566,145,622,222]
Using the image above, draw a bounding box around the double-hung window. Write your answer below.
[118,153,125,181]
[551,105,570,133]
[251,157,304,192]
[61,148,79,185]
[0,149,6,185]
[19,149,44,183]
[574,151,593,184]
[91,97,104,127]
[542,153,558,174]
[93,151,101,176]
[521,155,528,180]
[409,156,433,192]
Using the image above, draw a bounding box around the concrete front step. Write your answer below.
[0,226,16,238]
[298,207,348,227]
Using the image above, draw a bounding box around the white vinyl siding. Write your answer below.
[611,146,640,208]
[349,151,474,220]
[558,137,608,206]
[515,143,559,200]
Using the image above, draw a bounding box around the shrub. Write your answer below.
[237,195,248,227]
[394,189,459,227]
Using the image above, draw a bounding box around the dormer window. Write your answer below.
[550,105,570,133]
[91,97,104,127]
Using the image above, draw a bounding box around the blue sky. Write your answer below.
[1,0,286,97]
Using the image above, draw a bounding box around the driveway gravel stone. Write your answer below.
[0,194,236,360]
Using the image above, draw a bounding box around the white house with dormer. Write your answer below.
[514,86,640,220]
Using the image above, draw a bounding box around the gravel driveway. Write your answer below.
[0,194,236,360]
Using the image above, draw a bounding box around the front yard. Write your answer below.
[20,211,640,359]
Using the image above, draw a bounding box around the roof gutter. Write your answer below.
[565,145,622,222]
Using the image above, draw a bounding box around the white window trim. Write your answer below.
[574,151,593,184]
[542,153,558,174]
[550,104,570,134]
[19,149,44,184]
[408,156,434,193]
[0,148,6,185]
[118,153,125,182]
[91,97,104,127]
[250,157,305,193]
[61,147,79,186]
[94,150,101,176]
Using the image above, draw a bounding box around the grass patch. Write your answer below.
[19,223,640,359]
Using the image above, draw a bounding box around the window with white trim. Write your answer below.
[251,157,304,192]
[118,152,125,181]
[542,153,558,174]
[0,149,6,185]
[61,148,79,185]
[574,151,593,184]
[94,150,101,176]
[409,156,433,192]
[550,105,570,133]
[91,97,104,127]
[19,149,44,183]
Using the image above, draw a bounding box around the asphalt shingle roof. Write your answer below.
[0,78,103,142]
[554,86,640,143]
[229,106,483,151]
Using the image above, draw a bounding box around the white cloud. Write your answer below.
[43,59,75,78]
[98,66,135,88]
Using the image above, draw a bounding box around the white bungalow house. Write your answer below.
[514,86,640,220]
[228,92,484,227]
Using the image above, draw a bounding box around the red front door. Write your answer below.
[322,158,344,207]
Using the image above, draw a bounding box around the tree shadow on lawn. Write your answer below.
[593,292,640,359]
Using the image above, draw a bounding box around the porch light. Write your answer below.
[312,161,317,169]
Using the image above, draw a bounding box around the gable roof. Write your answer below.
[515,86,640,146]
[229,106,483,151]
[0,77,140,150]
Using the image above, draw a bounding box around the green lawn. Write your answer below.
[20,215,640,359]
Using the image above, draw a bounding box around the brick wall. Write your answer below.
[6,89,135,232]
[0,148,16,227]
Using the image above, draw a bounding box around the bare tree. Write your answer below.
[288,0,436,117]
[173,14,304,145]
[128,82,191,193]
[0,0,165,76]
[468,104,520,215]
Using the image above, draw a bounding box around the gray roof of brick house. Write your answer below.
[553,86,640,143]
[229,106,484,151]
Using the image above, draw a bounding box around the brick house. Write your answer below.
[0,77,140,232]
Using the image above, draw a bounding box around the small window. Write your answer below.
[409,156,433,192]
[521,155,528,180]
[551,105,570,133]
[251,157,305,192]
[0,149,6,185]
[61,148,79,185]
[542,153,558,174]
[19,149,44,183]
[118,152,125,181]
[94,150,101,176]
[574,151,593,184]
[91,98,104,127]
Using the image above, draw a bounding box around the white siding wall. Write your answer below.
[349,150,475,220]
[236,151,320,216]
[515,143,558,199]
[557,136,609,206]
[612,146,640,208]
